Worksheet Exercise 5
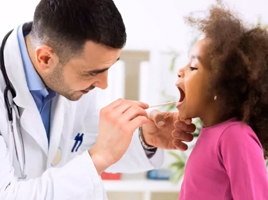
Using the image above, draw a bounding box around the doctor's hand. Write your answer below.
[89,98,149,175]
[141,110,195,151]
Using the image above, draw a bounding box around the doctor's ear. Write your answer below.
[35,46,59,71]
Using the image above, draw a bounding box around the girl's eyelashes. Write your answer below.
[190,66,198,71]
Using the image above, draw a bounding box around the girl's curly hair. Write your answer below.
[185,1,268,158]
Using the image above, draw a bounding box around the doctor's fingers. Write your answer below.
[178,118,192,125]
[119,105,149,122]
[174,120,196,133]
[125,116,148,133]
[172,139,189,151]
[112,111,148,134]
[103,98,149,112]
[102,105,149,131]
[113,101,149,116]
[172,130,194,142]
[100,103,148,128]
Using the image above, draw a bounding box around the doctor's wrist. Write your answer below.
[139,126,157,150]
[88,149,111,175]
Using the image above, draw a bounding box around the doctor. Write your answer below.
[0,0,195,199]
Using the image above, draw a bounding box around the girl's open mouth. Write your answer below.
[178,87,185,102]
[177,87,185,108]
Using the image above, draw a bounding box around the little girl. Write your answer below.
[176,2,268,200]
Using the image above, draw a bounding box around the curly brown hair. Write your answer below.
[185,1,268,158]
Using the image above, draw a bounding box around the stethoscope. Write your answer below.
[0,30,27,180]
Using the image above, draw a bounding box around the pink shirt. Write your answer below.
[179,118,268,200]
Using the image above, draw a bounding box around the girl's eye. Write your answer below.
[190,66,198,71]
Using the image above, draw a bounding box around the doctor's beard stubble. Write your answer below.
[44,63,85,101]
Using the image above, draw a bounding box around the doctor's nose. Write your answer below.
[94,71,108,89]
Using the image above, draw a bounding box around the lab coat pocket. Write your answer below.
[52,136,80,167]
[56,130,97,164]
[78,132,98,152]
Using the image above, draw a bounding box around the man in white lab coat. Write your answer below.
[0,0,195,199]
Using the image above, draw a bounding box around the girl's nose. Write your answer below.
[177,68,184,78]
[175,68,184,87]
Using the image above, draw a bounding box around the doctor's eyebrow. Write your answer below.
[88,67,110,74]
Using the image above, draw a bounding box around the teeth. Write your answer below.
[179,88,185,102]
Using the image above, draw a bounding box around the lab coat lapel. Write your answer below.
[4,26,48,155]
[47,95,66,167]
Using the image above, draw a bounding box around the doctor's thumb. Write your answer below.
[148,109,165,128]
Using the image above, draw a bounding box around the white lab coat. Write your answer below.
[0,25,164,200]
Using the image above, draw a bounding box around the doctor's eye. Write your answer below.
[89,72,98,76]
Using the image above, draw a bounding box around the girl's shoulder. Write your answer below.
[218,119,262,149]
[221,120,251,134]
[200,118,261,149]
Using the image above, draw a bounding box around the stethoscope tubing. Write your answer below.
[0,30,27,180]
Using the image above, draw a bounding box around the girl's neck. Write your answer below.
[200,116,226,127]
[199,107,231,128]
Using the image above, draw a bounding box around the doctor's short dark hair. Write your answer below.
[30,0,126,64]
[186,1,268,158]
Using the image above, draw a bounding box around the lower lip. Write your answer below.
[176,100,185,109]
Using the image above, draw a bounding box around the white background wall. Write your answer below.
[1,0,268,105]
[0,0,268,188]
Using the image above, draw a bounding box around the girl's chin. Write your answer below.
[178,111,195,120]
[177,112,188,120]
